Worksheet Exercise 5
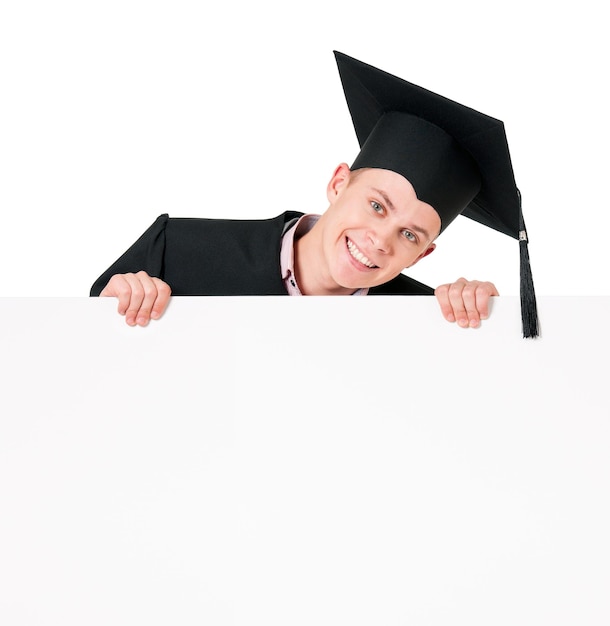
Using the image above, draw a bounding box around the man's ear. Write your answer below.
[326,163,351,203]
[408,243,436,267]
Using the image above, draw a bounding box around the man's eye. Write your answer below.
[371,201,383,213]
[401,229,416,242]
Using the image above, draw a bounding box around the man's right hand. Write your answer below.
[99,271,172,326]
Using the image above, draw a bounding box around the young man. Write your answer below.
[91,52,537,337]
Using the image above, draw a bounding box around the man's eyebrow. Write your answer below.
[372,187,397,213]
[371,187,433,241]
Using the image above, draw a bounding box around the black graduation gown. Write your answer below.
[90,212,434,297]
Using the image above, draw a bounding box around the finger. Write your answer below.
[455,280,483,328]
[434,283,456,322]
[475,282,499,321]
[99,274,139,322]
[447,281,471,328]
[132,271,162,327]
[149,277,172,320]
[115,273,147,326]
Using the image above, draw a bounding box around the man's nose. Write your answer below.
[367,227,391,253]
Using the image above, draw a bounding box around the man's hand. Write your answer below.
[99,271,172,326]
[435,278,499,329]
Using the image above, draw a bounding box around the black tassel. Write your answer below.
[518,190,539,338]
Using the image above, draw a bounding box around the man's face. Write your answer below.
[318,164,441,291]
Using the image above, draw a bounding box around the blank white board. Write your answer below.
[1,296,609,625]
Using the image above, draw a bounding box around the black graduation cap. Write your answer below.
[334,51,539,338]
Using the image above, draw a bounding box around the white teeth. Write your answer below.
[347,238,376,268]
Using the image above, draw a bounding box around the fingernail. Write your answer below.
[458,319,468,327]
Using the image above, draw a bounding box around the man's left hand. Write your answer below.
[435,278,499,328]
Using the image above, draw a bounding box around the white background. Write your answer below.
[0,1,608,297]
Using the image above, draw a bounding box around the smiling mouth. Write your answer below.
[346,237,378,269]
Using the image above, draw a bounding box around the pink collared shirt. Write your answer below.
[280,214,368,296]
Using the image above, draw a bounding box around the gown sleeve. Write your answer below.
[89,214,169,296]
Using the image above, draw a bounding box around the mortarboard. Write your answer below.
[334,51,539,338]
